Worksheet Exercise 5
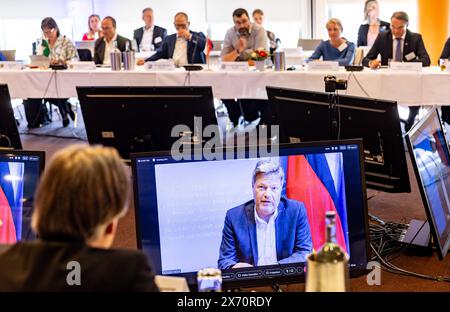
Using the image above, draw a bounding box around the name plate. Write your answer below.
[0,62,24,70]
[145,60,176,71]
[220,62,249,71]
[67,61,96,70]
[306,61,339,72]
[389,62,422,72]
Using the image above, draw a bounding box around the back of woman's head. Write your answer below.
[32,145,130,242]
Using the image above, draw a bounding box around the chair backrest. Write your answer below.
[297,39,322,51]
[77,49,93,62]
[353,47,365,65]
[0,50,16,61]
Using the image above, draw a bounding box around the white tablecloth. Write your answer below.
[1,66,450,106]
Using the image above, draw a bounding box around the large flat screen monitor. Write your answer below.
[0,149,45,244]
[77,86,218,160]
[267,86,410,193]
[406,107,450,259]
[0,84,22,149]
[132,140,370,288]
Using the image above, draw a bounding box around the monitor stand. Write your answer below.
[400,219,432,255]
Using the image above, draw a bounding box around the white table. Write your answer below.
[1,66,450,106]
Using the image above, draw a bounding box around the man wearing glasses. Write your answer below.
[362,11,431,132]
[139,12,206,66]
[94,16,131,66]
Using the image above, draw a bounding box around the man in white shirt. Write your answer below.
[218,160,312,270]
[139,12,207,66]
[133,8,167,52]
[94,16,131,65]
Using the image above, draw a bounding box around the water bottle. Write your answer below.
[274,49,286,71]
[197,268,222,292]
[110,41,122,71]
[123,41,135,71]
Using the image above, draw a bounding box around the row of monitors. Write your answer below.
[1,84,409,193]
[1,85,450,288]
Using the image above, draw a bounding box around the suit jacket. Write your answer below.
[362,29,431,67]
[440,37,450,60]
[133,25,167,52]
[145,31,207,64]
[218,197,312,270]
[94,34,131,65]
[0,241,159,291]
[357,20,390,47]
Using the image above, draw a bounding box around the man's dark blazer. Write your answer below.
[362,29,431,67]
[440,37,450,60]
[145,31,207,64]
[218,197,312,270]
[94,34,131,65]
[357,20,390,47]
[133,25,167,51]
[0,241,159,291]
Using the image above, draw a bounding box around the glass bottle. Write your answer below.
[316,211,346,263]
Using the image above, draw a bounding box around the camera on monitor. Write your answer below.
[324,75,347,93]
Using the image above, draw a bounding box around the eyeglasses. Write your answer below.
[174,23,189,29]
[42,28,55,35]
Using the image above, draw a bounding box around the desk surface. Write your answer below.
[1,66,450,105]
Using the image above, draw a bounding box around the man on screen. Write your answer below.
[218,160,312,270]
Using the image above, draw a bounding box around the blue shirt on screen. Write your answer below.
[308,40,356,66]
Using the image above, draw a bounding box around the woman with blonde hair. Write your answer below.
[0,145,159,291]
[308,18,356,66]
[357,0,390,47]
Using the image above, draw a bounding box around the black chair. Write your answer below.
[77,49,93,62]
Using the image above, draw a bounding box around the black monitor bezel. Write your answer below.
[131,140,370,289]
[405,107,450,260]
[0,84,22,150]
[76,86,218,160]
[266,85,411,194]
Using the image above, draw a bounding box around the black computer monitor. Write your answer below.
[267,86,410,193]
[0,149,45,244]
[406,108,450,259]
[77,86,218,160]
[132,140,370,289]
[0,84,22,149]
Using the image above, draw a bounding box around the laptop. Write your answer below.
[29,55,50,68]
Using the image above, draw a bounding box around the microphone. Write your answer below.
[191,32,198,65]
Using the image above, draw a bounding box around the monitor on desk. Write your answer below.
[132,140,370,289]
[267,86,411,193]
[0,84,22,150]
[77,86,218,160]
[406,108,450,259]
[0,149,45,244]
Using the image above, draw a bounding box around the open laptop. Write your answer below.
[29,55,50,68]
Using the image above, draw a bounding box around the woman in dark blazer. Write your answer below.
[357,0,390,47]
[0,145,159,292]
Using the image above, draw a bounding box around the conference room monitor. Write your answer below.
[132,140,370,289]
[0,84,22,150]
[0,150,45,244]
[406,108,450,260]
[267,86,411,194]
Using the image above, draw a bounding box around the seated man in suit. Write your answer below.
[0,145,159,291]
[94,16,131,65]
[133,7,167,52]
[138,12,206,66]
[362,11,431,132]
[218,160,312,270]
[221,8,270,128]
